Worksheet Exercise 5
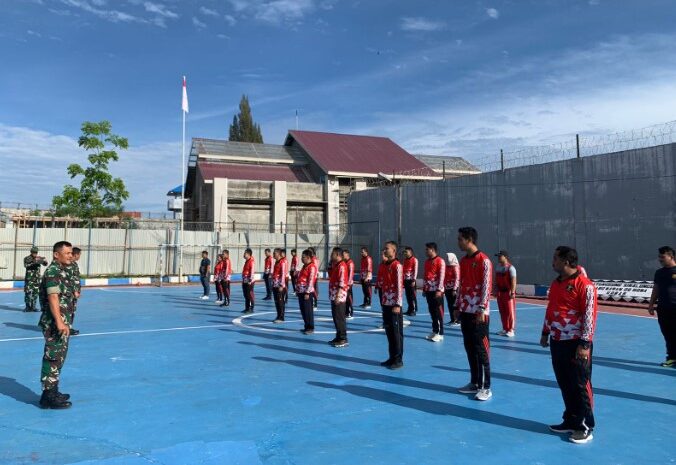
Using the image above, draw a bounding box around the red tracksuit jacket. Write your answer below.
[380,259,404,307]
[345,259,355,286]
[296,262,318,294]
[543,272,598,342]
[272,257,288,288]
[264,256,275,274]
[403,256,418,281]
[242,258,255,284]
[361,256,373,281]
[458,251,492,315]
[423,256,445,292]
[329,260,349,303]
[444,264,460,291]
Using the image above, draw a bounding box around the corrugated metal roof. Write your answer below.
[286,130,435,176]
[189,138,307,167]
[414,154,481,173]
[198,162,312,183]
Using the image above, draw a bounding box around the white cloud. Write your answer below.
[217,33,230,39]
[400,17,446,32]
[61,0,143,23]
[0,124,180,211]
[224,14,237,26]
[192,16,207,28]
[486,8,499,19]
[143,2,178,19]
[199,6,219,16]
[27,29,42,37]
[226,0,315,25]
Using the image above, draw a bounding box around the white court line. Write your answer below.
[0,323,233,343]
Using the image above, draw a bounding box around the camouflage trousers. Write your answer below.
[24,279,40,309]
[41,325,70,391]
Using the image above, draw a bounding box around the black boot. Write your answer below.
[39,389,72,409]
[70,328,80,336]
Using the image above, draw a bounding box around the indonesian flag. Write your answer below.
[181,76,189,113]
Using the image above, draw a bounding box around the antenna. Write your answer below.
[295,109,299,130]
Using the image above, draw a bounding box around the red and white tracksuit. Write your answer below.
[381,259,405,363]
[458,251,493,390]
[403,256,418,313]
[444,263,460,321]
[242,257,255,311]
[345,258,355,316]
[297,261,318,330]
[543,272,598,431]
[329,260,349,340]
[361,255,373,306]
[495,262,516,332]
[264,255,275,298]
[272,257,288,320]
[423,255,446,335]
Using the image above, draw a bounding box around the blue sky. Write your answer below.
[1,0,675,211]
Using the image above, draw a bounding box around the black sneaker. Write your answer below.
[328,338,340,345]
[330,339,349,348]
[569,430,593,444]
[549,422,575,433]
[388,361,403,370]
[70,328,80,336]
[241,309,253,314]
[39,390,72,409]
[380,359,393,367]
[301,329,315,335]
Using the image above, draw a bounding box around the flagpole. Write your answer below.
[179,76,186,283]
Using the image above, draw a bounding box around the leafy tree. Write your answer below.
[52,121,129,220]
[228,95,264,143]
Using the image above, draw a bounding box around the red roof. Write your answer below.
[287,130,434,176]
[198,162,311,183]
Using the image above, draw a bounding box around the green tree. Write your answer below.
[228,95,264,143]
[52,121,129,220]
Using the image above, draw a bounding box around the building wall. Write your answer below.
[348,143,676,284]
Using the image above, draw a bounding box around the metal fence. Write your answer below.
[0,221,379,281]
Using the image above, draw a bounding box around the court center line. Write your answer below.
[0,323,233,343]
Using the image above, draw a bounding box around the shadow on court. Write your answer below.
[307,380,558,438]
[0,376,39,406]
[492,344,676,377]
[433,365,676,406]
[4,322,42,332]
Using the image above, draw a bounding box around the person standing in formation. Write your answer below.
[310,247,320,310]
[241,248,255,314]
[38,241,75,409]
[375,249,388,306]
[263,248,275,300]
[24,246,48,312]
[455,227,493,401]
[648,246,676,367]
[343,249,355,319]
[402,246,418,317]
[67,247,82,336]
[198,251,211,300]
[359,247,373,309]
[541,246,598,444]
[379,241,405,370]
[214,253,225,305]
[444,252,461,327]
[296,249,318,334]
[272,248,289,323]
[220,250,232,307]
[290,249,299,293]
[495,250,517,337]
[328,247,349,348]
[423,242,445,342]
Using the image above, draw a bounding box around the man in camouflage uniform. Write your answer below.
[66,247,82,336]
[38,241,75,409]
[24,246,47,312]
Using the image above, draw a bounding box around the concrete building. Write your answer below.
[183,130,440,232]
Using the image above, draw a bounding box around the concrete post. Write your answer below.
[212,178,229,230]
[272,181,287,233]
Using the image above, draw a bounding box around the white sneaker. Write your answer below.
[214,300,223,305]
[364,306,372,310]
[425,332,437,340]
[458,383,478,394]
[430,334,444,342]
[199,295,209,300]
[505,330,515,338]
[346,315,354,320]
[475,389,492,401]
[496,330,507,336]
[451,321,461,327]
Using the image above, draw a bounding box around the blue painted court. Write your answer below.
[0,283,674,465]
